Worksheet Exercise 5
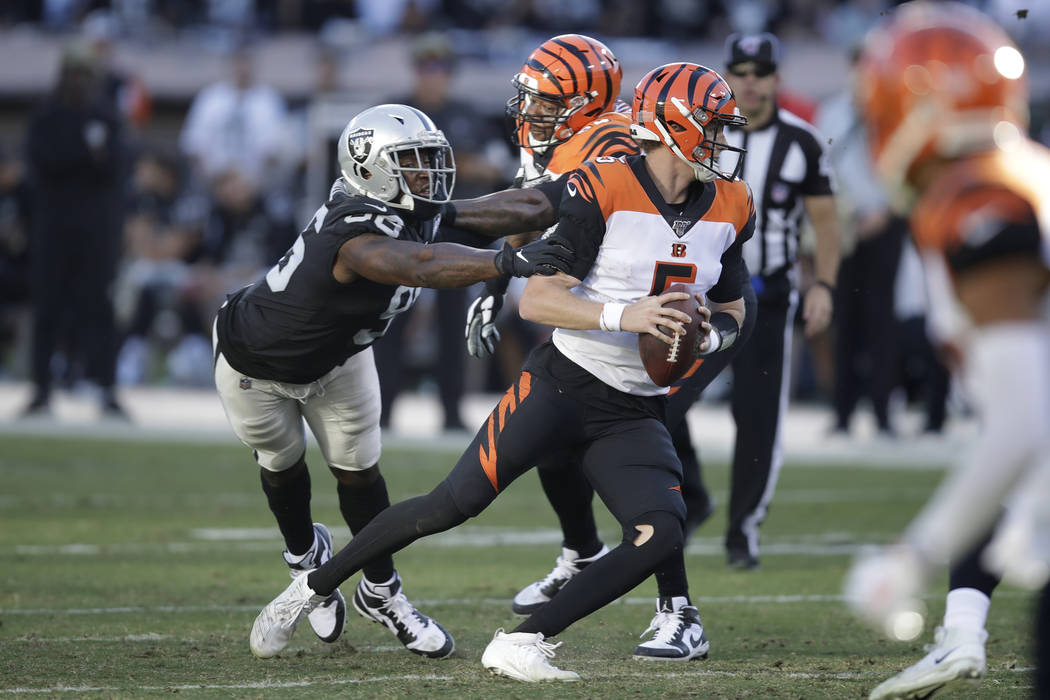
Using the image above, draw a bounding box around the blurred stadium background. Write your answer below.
[0,2,1045,695]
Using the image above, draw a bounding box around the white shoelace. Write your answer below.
[379,591,429,638]
[640,611,683,643]
[525,635,564,661]
[273,578,316,624]
[537,556,579,589]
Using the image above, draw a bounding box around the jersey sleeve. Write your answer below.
[941,188,1042,274]
[708,229,751,303]
[707,183,755,303]
[322,195,402,243]
[550,167,607,281]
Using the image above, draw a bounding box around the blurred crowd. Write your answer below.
[0,0,1045,431]
[4,0,1047,54]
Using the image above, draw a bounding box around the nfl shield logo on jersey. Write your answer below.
[671,219,693,238]
[347,128,374,163]
[239,377,252,390]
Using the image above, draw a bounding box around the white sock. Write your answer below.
[943,587,991,634]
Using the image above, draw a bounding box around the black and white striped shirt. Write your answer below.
[720,106,833,284]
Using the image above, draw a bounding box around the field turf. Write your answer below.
[0,434,1037,698]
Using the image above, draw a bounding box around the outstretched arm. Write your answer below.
[335,233,571,288]
[446,186,559,238]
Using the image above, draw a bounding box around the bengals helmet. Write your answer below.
[506,34,622,149]
[631,62,748,182]
[859,1,1029,208]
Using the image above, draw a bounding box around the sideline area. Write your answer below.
[0,381,974,468]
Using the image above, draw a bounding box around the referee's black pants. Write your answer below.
[725,289,798,558]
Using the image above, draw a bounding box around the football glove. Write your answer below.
[844,544,929,641]
[493,237,573,278]
[466,275,510,358]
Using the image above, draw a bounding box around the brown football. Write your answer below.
[638,283,704,387]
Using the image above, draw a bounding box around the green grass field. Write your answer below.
[0,434,1038,698]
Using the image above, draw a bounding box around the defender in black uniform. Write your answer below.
[214,104,571,658]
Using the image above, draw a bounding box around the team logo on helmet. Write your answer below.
[347,128,374,163]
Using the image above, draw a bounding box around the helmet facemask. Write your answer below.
[338,105,456,216]
[506,77,595,150]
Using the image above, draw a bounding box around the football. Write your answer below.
[638,283,705,387]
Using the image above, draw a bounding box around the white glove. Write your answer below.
[843,544,929,641]
[465,276,508,358]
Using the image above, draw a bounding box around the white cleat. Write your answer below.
[633,596,710,661]
[352,573,455,658]
[250,572,326,658]
[512,545,610,615]
[869,627,987,700]
[481,628,580,682]
[285,523,346,644]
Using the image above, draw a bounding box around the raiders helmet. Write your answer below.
[337,104,456,213]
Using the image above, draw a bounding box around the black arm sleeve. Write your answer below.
[534,177,567,213]
[707,210,755,303]
[549,172,606,281]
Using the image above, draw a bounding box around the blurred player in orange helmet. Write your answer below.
[842,3,1050,698]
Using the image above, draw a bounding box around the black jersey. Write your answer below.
[216,180,439,384]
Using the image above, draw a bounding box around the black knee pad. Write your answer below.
[623,510,683,563]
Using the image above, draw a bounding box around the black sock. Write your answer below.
[260,458,314,556]
[949,526,1001,596]
[654,550,689,600]
[337,471,395,583]
[515,510,682,637]
[537,453,603,558]
[309,480,467,597]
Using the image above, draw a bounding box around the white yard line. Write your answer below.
[0,591,1029,617]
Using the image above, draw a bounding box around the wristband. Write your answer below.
[700,312,740,355]
[816,279,835,294]
[599,302,626,332]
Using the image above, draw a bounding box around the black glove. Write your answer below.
[493,237,573,278]
[465,275,510,358]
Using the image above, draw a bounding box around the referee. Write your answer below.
[711,33,841,569]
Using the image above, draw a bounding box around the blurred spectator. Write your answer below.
[356,0,440,35]
[170,167,296,385]
[893,238,951,434]
[23,43,128,417]
[374,32,511,430]
[816,48,903,436]
[0,142,30,376]
[81,10,152,129]
[114,146,208,385]
[179,42,291,195]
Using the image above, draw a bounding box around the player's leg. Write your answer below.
[483,419,687,679]
[512,447,610,615]
[868,529,1000,700]
[725,292,796,569]
[213,352,346,643]
[251,371,578,658]
[303,348,451,656]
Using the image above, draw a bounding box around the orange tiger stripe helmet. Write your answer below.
[630,62,748,182]
[506,34,622,149]
[859,1,1029,209]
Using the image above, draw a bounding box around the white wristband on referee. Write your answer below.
[599,302,626,332]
